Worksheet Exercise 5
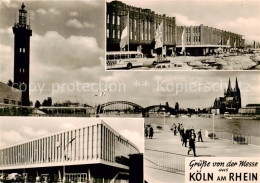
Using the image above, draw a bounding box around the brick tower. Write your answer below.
[13,3,32,106]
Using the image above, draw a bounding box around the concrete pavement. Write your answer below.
[144,129,260,183]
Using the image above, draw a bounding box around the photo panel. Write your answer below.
[0,117,144,182]
[106,0,260,71]
[0,0,260,183]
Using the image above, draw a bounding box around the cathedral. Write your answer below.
[213,78,242,114]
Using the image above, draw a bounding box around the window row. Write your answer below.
[3,99,21,106]
[19,48,26,53]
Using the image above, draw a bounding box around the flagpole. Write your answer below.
[128,12,129,52]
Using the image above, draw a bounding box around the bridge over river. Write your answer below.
[97,101,176,117]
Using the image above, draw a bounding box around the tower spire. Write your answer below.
[227,78,232,92]
[234,77,240,93]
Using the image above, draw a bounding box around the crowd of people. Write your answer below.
[145,123,204,157]
[172,123,203,157]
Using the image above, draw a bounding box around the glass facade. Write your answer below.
[0,121,140,169]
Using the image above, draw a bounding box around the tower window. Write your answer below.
[106,29,109,38]
[117,16,120,26]
[19,48,25,53]
[112,14,115,25]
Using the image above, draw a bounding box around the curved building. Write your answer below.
[0,120,142,182]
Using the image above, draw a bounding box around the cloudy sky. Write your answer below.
[108,0,260,43]
[0,0,260,110]
[0,117,144,152]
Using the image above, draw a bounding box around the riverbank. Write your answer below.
[144,129,260,183]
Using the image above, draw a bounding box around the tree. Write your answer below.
[35,100,41,108]
[47,97,52,106]
[42,99,48,106]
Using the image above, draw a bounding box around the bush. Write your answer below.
[208,133,216,138]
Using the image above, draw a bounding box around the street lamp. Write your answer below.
[17,154,26,183]
[163,111,166,130]
[212,112,215,140]
[63,137,76,183]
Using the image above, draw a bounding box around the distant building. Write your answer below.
[213,77,241,114]
[176,25,245,56]
[0,120,142,182]
[0,82,22,107]
[12,3,32,106]
[106,0,177,56]
[239,104,260,115]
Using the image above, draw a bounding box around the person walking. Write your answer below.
[188,130,197,157]
[149,126,154,139]
[174,125,177,136]
[177,123,180,133]
[180,126,184,140]
[197,129,203,142]
[182,131,187,147]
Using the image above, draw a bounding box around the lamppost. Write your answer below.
[212,112,215,140]
[17,154,26,183]
[163,111,166,130]
[63,136,76,183]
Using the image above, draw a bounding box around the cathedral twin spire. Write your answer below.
[226,77,240,94]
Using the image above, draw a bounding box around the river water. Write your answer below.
[144,115,260,137]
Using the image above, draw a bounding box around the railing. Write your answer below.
[145,149,186,175]
[205,130,260,146]
[249,136,260,146]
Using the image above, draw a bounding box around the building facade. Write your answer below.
[239,104,260,115]
[213,78,242,114]
[107,0,177,56]
[0,82,22,116]
[0,82,22,107]
[176,25,245,56]
[0,120,141,182]
[13,3,32,106]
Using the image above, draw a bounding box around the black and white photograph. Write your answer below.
[0,117,144,182]
[0,0,260,182]
[106,0,260,70]
[0,0,105,116]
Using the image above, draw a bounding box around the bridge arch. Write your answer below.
[142,105,176,117]
[97,101,144,114]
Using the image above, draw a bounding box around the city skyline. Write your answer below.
[0,1,259,109]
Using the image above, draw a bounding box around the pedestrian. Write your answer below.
[197,129,203,142]
[180,126,184,140]
[182,131,187,147]
[174,125,177,136]
[145,126,149,139]
[188,130,197,157]
[177,123,180,132]
[149,126,154,139]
